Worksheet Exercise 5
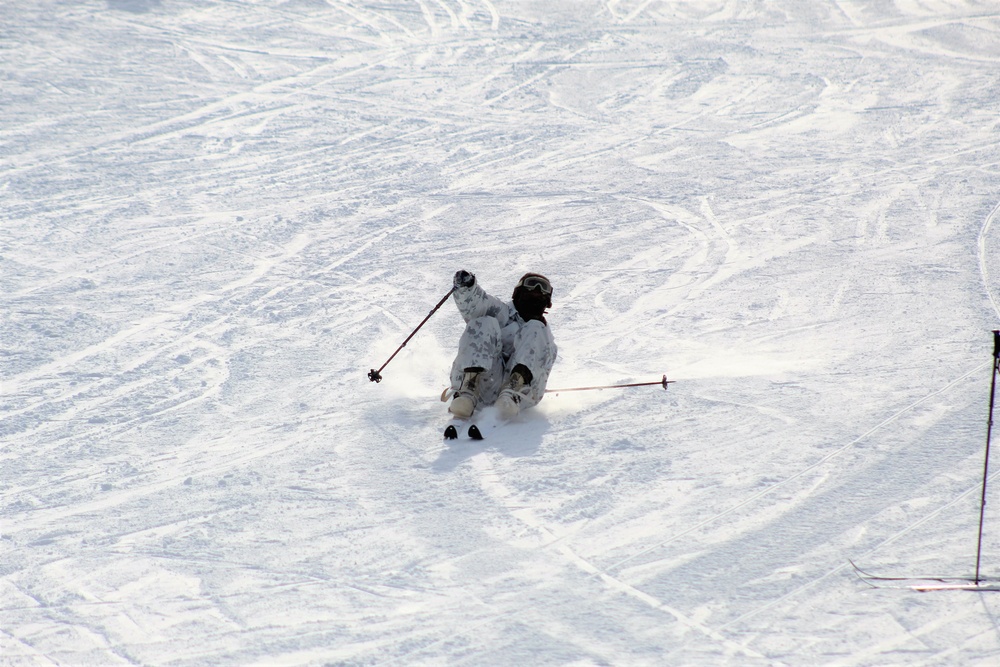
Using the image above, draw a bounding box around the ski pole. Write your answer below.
[368,287,456,383]
[545,374,673,393]
[975,330,1000,584]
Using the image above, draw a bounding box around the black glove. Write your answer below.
[453,270,476,289]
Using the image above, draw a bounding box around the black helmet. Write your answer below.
[512,272,552,322]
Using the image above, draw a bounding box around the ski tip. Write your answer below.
[444,424,459,440]
[468,424,484,440]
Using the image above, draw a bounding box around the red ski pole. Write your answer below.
[545,374,673,393]
[368,287,456,383]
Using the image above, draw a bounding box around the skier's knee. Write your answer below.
[510,363,534,385]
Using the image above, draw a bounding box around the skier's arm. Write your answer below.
[452,270,508,324]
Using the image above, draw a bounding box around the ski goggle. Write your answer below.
[517,274,552,295]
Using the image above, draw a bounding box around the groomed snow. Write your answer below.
[3,0,1000,664]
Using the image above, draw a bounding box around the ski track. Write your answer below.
[4,0,1000,664]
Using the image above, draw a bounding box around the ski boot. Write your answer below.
[449,367,483,419]
[496,364,532,420]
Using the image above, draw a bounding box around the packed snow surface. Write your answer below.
[3,0,1000,664]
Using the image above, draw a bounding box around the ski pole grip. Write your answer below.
[994,330,1000,360]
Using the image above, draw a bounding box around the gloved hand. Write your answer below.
[453,270,476,289]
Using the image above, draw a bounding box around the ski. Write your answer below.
[467,414,507,440]
[443,417,481,441]
[850,561,1000,591]
[442,406,506,441]
[862,581,1000,592]
[911,583,1000,592]
[443,422,494,440]
[850,560,977,584]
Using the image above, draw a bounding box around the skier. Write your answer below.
[446,270,558,420]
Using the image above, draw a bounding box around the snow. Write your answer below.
[2,0,1000,664]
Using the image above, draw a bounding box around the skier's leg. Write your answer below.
[448,316,504,417]
[497,321,557,416]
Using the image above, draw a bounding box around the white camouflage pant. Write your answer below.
[450,316,557,409]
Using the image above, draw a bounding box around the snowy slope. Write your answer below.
[3,0,1000,664]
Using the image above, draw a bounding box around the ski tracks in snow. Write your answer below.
[465,446,768,661]
[2,231,310,438]
[6,0,1000,664]
[979,199,1000,322]
[446,355,996,660]
[431,167,1000,659]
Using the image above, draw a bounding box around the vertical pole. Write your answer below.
[975,330,1000,584]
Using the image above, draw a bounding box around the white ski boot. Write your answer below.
[496,365,531,421]
[449,367,483,419]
